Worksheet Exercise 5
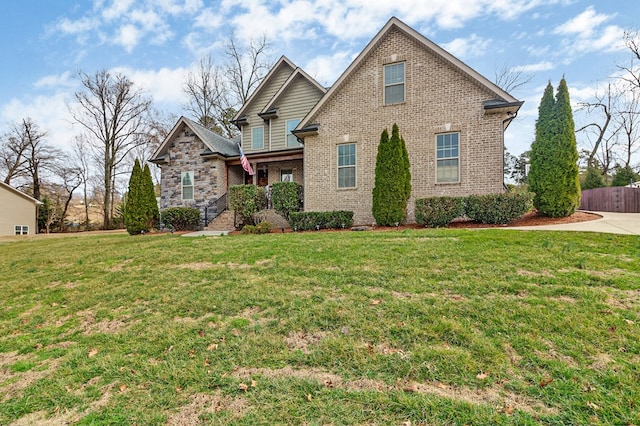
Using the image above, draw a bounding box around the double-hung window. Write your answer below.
[286,119,301,147]
[436,133,459,183]
[337,143,356,188]
[182,171,194,200]
[384,62,405,104]
[251,126,264,149]
[14,225,29,235]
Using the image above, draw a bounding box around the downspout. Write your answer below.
[502,110,518,191]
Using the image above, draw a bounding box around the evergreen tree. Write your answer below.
[124,159,147,235]
[372,124,411,225]
[142,164,160,229]
[581,166,606,190]
[611,165,639,187]
[529,79,580,217]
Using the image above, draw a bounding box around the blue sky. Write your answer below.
[1,0,638,158]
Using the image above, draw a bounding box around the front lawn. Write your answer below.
[0,229,639,424]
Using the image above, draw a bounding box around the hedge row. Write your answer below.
[161,207,201,231]
[415,197,464,228]
[415,192,534,227]
[289,211,354,231]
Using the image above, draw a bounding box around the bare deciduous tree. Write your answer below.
[1,118,59,199]
[615,87,640,167]
[183,35,271,138]
[70,69,152,229]
[494,64,534,94]
[576,84,619,169]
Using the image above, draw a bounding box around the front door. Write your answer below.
[257,168,268,187]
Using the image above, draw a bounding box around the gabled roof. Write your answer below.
[150,116,238,163]
[298,16,522,130]
[231,56,297,123]
[259,67,327,115]
[0,181,43,205]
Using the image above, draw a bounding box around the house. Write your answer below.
[152,17,522,226]
[151,56,327,221]
[0,181,42,236]
[293,17,522,224]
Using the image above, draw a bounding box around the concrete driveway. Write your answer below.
[507,211,640,235]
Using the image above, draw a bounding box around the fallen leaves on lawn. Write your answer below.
[88,348,99,358]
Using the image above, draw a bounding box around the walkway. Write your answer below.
[506,211,640,235]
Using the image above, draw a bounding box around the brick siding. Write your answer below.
[303,27,508,225]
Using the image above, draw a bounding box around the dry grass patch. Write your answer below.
[166,392,249,425]
[176,262,215,270]
[284,331,328,353]
[1,358,61,403]
[232,366,557,416]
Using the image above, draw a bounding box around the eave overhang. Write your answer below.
[291,125,319,142]
[483,100,524,115]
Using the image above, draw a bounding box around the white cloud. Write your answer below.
[442,34,491,59]
[114,24,141,52]
[33,72,76,90]
[111,66,188,106]
[1,93,77,152]
[102,0,136,21]
[304,51,355,87]
[554,6,612,38]
[553,7,626,57]
[511,61,554,73]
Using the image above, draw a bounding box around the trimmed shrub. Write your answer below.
[415,197,464,228]
[229,184,266,226]
[161,207,201,231]
[289,211,354,231]
[464,192,534,224]
[271,181,303,219]
[372,124,411,226]
[124,159,147,235]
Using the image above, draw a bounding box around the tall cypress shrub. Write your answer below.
[125,159,147,234]
[142,163,160,229]
[529,79,580,217]
[372,124,411,225]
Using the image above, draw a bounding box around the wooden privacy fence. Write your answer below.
[580,187,640,213]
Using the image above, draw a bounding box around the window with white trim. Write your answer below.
[14,225,29,235]
[337,143,356,188]
[436,133,459,183]
[181,171,194,200]
[384,62,405,104]
[251,126,264,149]
[286,119,301,147]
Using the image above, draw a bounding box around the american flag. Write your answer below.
[238,144,254,175]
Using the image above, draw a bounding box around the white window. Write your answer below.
[181,171,194,200]
[337,143,356,188]
[281,169,293,182]
[14,225,29,235]
[286,119,301,147]
[251,126,264,149]
[384,62,405,104]
[436,133,460,183]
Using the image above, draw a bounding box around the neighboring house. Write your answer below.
[293,17,522,224]
[0,181,42,236]
[153,17,522,226]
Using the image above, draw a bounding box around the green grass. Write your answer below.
[0,229,639,425]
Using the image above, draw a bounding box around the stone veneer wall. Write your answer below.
[303,27,508,225]
[159,135,226,222]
